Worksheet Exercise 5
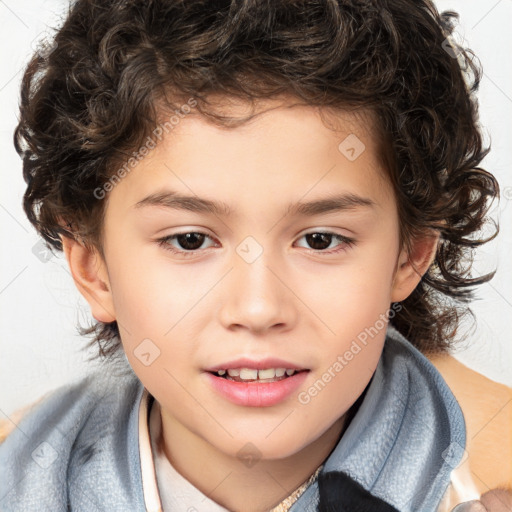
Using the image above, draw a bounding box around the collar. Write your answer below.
[139,389,163,512]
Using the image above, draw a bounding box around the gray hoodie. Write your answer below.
[0,326,466,511]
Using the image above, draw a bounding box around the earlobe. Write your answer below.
[61,235,116,323]
[390,232,439,303]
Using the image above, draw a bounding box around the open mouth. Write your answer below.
[205,365,311,406]
[209,368,309,383]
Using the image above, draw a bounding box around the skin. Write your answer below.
[62,97,438,511]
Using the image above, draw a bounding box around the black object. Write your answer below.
[317,470,401,512]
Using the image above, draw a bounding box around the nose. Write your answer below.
[218,245,297,334]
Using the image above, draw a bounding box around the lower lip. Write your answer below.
[205,371,309,407]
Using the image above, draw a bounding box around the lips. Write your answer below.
[204,357,310,406]
[205,370,309,407]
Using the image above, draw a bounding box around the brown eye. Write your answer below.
[157,231,217,256]
[295,232,355,253]
[174,232,207,251]
[304,233,334,250]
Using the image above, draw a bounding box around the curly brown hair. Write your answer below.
[15,0,499,362]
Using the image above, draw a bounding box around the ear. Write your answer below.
[61,235,116,323]
[391,231,439,303]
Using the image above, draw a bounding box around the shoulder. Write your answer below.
[0,367,138,444]
[0,366,142,508]
[1,359,142,431]
[427,353,512,496]
[0,373,98,445]
[0,398,43,445]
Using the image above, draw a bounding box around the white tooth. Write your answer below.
[240,368,258,380]
[227,369,240,377]
[275,368,286,377]
[258,368,276,379]
[285,369,296,376]
[217,369,226,375]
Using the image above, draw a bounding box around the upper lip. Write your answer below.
[205,357,309,372]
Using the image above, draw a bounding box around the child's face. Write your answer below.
[73,98,423,461]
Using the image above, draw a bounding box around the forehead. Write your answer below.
[159,95,380,142]
[104,97,393,221]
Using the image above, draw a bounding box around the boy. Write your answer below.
[0,0,508,510]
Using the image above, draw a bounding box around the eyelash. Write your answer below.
[156,231,356,258]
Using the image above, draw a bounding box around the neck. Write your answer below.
[158,408,347,512]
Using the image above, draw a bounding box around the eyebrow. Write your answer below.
[133,190,376,217]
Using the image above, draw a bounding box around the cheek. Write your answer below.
[105,247,210,383]
[305,242,396,403]
[303,342,382,435]
[106,246,199,335]
[314,252,397,330]
[299,313,386,433]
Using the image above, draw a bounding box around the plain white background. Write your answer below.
[1,0,511,419]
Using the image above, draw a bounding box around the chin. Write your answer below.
[217,431,315,464]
